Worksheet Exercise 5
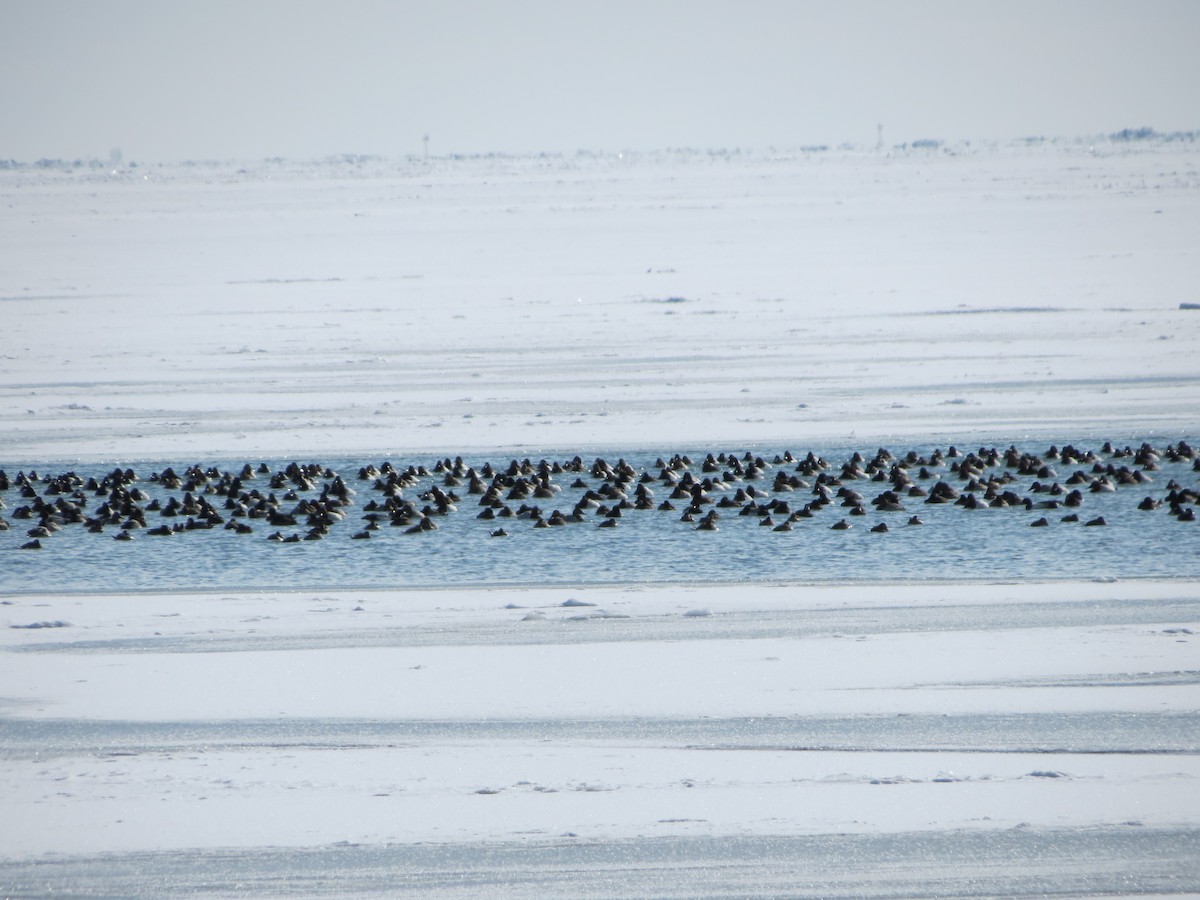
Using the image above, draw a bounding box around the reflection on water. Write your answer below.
[2,442,1197,592]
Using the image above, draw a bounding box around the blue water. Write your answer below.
[2,442,1197,593]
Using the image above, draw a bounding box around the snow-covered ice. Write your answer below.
[2,581,1198,896]
[1,137,1199,896]
[3,140,1198,462]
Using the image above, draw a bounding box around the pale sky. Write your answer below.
[2,0,1197,162]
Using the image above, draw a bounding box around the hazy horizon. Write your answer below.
[3,0,1198,163]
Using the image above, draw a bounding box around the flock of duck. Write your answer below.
[2,441,1197,552]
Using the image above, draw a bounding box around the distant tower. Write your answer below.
[423,134,430,161]
[876,123,883,152]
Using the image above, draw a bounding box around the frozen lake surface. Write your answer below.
[3,579,1198,896]
[2,139,1199,895]
[3,140,1199,461]
[2,828,1197,898]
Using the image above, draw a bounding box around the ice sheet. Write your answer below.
[2,141,1198,463]
[2,139,1199,895]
